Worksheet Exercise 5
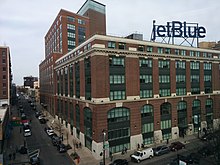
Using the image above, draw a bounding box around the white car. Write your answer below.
[38,115,46,120]
[46,129,54,136]
[24,129,32,137]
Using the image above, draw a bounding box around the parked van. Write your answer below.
[131,147,154,163]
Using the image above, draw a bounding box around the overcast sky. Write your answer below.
[0,0,219,85]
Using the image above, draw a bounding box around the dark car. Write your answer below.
[169,141,185,151]
[187,152,202,164]
[18,146,27,154]
[30,156,40,165]
[153,145,170,156]
[198,145,214,157]
[57,144,67,153]
[109,159,128,165]
[200,133,213,141]
[52,136,61,146]
[35,111,42,118]
[39,118,47,124]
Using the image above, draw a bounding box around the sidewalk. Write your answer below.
[41,103,198,165]
[3,105,29,165]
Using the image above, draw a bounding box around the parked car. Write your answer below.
[52,136,61,146]
[57,143,67,153]
[38,115,46,120]
[46,129,55,136]
[39,118,47,124]
[131,147,154,163]
[200,133,213,141]
[23,129,32,137]
[18,146,27,154]
[153,145,170,156]
[35,111,42,118]
[30,156,40,165]
[109,159,128,165]
[198,145,214,157]
[169,141,185,151]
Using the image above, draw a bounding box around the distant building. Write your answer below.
[199,41,220,50]
[23,76,38,88]
[0,46,12,106]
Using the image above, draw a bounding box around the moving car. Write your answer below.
[153,145,170,156]
[169,141,185,151]
[109,159,128,165]
[131,147,154,163]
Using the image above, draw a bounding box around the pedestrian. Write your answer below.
[141,143,144,148]
[76,142,79,149]
[121,148,124,155]
[109,151,113,161]
[13,152,16,160]
[166,139,169,144]
[9,153,12,160]
[79,142,82,148]
[137,143,140,149]
[124,147,127,153]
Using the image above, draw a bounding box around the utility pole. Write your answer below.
[102,130,106,165]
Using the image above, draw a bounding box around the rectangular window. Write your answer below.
[195,51,200,57]
[159,89,170,97]
[68,40,76,46]
[146,46,153,52]
[190,51,194,57]
[191,87,200,94]
[159,75,170,83]
[203,52,207,57]
[140,75,152,83]
[176,75,186,83]
[78,19,85,25]
[181,50,186,56]
[110,75,125,84]
[204,63,212,70]
[190,75,200,82]
[67,16,75,22]
[190,62,200,70]
[138,45,144,51]
[67,24,75,30]
[118,43,126,50]
[208,53,212,58]
[2,59,6,64]
[67,32,75,38]
[139,59,152,67]
[175,49,180,55]
[142,123,154,133]
[204,75,211,82]
[175,61,186,69]
[161,120,171,129]
[158,47,163,54]
[159,60,170,68]
[176,88,186,96]
[110,90,126,100]
[110,57,125,67]
[108,41,116,49]
[165,48,171,54]
[140,90,153,98]
[2,51,6,56]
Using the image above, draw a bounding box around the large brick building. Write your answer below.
[39,0,106,115]
[40,0,220,160]
[53,34,220,158]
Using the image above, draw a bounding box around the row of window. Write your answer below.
[107,41,218,59]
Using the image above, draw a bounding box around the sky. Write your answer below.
[0,0,220,85]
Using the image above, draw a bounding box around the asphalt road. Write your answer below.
[21,97,74,165]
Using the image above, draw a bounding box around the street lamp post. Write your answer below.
[103,130,106,165]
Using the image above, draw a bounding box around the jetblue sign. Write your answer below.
[151,20,206,42]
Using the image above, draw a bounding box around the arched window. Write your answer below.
[160,102,171,115]
[84,107,92,150]
[107,107,130,154]
[141,105,153,117]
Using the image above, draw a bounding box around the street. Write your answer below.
[5,96,75,165]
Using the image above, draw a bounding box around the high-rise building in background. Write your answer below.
[23,76,38,88]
